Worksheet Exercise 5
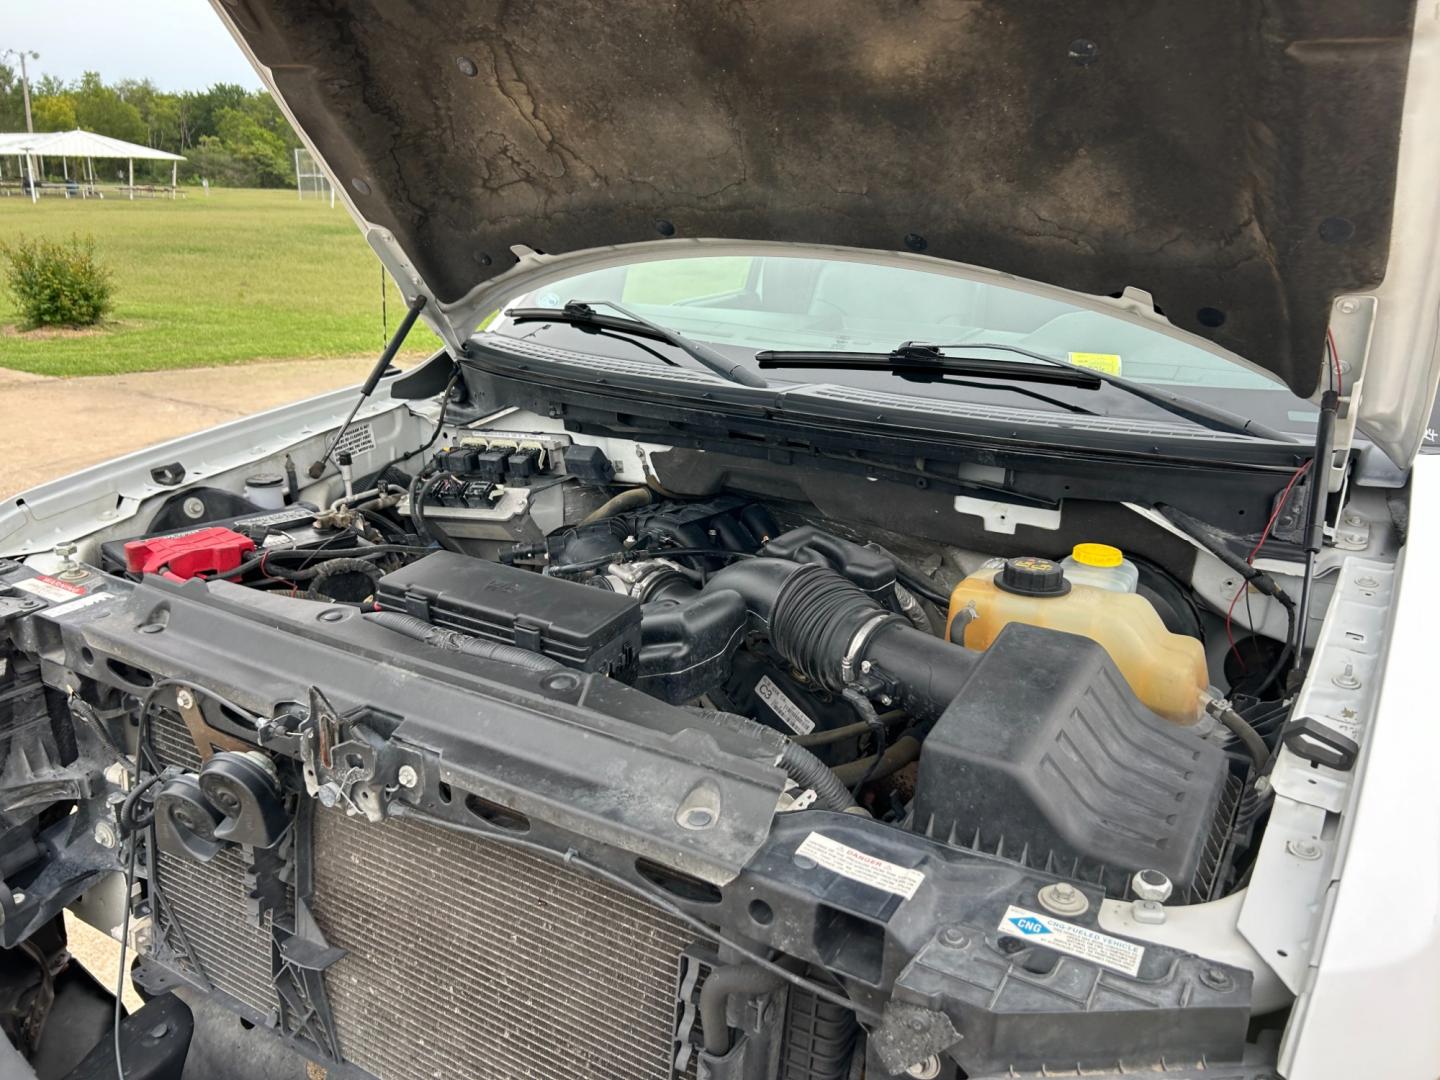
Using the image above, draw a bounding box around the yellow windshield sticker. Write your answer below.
[1068,351,1122,375]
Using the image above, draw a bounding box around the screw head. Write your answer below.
[1038,881,1089,916]
[1333,663,1362,690]
[905,1056,941,1079]
[175,689,195,709]
[1199,964,1234,991]
[317,782,341,808]
[10,891,24,906]
[939,927,969,948]
[1131,868,1174,902]
[396,764,419,789]
[1337,298,1358,314]
[54,542,76,560]
[1287,838,1323,861]
[93,820,118,848]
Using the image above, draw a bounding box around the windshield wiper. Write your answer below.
[505,300,768,388]
[756,342,1293,441]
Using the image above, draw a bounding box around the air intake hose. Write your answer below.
[701,560,978,721]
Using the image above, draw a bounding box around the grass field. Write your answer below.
[0,188,444,376]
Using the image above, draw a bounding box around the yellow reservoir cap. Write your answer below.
[1071,543,1123,568]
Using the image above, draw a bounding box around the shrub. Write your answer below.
[0,234,115,328]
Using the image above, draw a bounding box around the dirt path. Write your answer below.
[0,357,379,496]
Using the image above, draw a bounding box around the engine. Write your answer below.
[0,433,1273,1080]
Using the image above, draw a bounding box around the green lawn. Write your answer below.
[0,188,443,376]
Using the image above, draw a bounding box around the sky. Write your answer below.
[2,0,263,91]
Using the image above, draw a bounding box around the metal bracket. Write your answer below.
[1238,555,1392,991]
[1325,296,1377,494]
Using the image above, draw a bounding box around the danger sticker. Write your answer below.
[11,575,86,604]
[997,905,1145,976]
[795,832,926,900]
[755,675,815,735]
[45,591,116,618]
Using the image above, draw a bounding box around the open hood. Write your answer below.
[212,1,1440,465]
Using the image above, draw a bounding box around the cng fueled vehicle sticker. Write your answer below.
[997,905,1145,976]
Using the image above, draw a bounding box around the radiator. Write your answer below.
[147,711,701,1079]
[311,809,699,1080]
[149,711,280,1019]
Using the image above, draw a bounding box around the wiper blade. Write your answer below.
[505,300,768,388]
[756,342,1101,388]
[758,341,1294,442]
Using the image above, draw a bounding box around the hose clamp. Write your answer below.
[841,613,893,685]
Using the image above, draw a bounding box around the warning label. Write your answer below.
[11,575,86,604]
[996,905,1145,977]
[45,591,115,618]
[795,832,926,901]
[755,676,815,735]
[1067,351,1123,376]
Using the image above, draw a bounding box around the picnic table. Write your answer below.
[113,184,185,200]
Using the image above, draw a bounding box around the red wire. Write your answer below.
[1225,459,1313,671]
[1326,327,1343,397]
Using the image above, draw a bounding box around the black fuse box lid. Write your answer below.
[376,551,640,676]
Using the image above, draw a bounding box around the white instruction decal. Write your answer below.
[997,905,1144,976]
[795,832,926,900]
[755,676,815,735]
[45,591,116,618]
[329,422,376,456]
[11,575,86,604]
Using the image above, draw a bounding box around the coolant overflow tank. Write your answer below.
[946,555,1207,724]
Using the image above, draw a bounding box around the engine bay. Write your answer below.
[0,375,1401,1079]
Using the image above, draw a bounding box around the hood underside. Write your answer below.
[218,0,1427,440]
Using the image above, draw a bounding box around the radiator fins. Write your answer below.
[310,809,699,1080]
[147,709,283,1019]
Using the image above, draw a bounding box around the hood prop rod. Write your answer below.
[1293,390,1339,664]
[308,294,428,480]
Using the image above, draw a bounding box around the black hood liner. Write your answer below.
[227,0,1415,397]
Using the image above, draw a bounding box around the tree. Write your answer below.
[71,72,147,144]
[2,66,306,188]
[0,64,26,131]
[30,94,76,132]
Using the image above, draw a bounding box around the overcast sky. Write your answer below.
[3,0,263,91]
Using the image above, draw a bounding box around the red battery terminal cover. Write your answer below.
[123,527,257,582]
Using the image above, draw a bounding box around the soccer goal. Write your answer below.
[295,147,336,206]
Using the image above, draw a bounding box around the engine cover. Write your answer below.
[912,623,1234,899]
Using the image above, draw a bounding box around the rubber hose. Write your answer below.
[793,709,906,748]
[581,486,654,525]
[892,582,934,634]
[769,566,902,692]
[831,735,923,786]
[684,708,857,812]
[700,559,977,719]
[303,557,384,601]
[699,963,786,1055]
[364,610,563,673]
[1216,704,1271,772]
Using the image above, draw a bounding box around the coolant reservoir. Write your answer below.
[946,555,1207,724]
[1060,543,1139,593]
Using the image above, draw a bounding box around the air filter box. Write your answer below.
[913,622,1230,897]
[376,551,641,676]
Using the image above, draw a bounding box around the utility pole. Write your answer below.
[3,49,39,133]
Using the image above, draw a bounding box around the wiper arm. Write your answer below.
[758,341,1293,442]
[505,300,768,388]
[757,342,1102,388]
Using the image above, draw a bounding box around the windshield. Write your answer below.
[491,253,1315,435]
